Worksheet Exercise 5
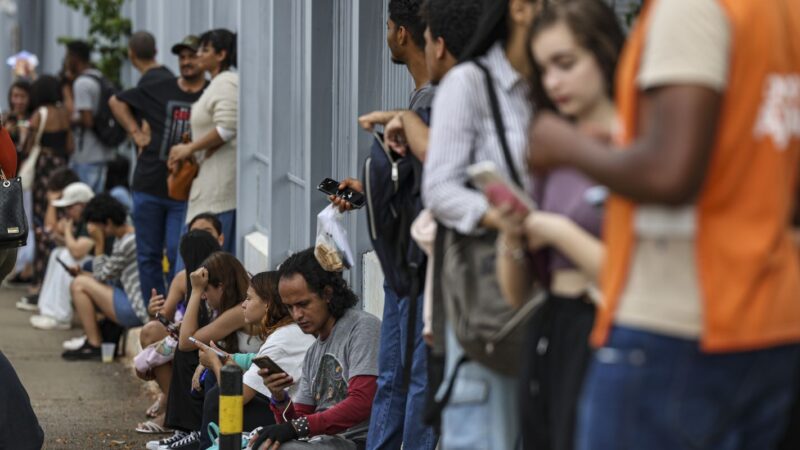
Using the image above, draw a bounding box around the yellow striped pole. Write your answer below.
[219,365,243,450]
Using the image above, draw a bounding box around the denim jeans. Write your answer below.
[173,209,236,274]
[71,162,106,194]
[366,284,437,450]
[438,325,520,450]
[132,191,186,302]
[576,326,800,450]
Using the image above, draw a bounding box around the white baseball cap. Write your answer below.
[51,182,94,208]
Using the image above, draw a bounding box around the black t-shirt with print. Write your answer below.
[117,78,206,198]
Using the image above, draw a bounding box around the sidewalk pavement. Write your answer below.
[0,285,157,449]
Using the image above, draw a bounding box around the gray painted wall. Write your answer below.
[6,0,643,301]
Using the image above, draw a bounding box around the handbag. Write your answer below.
[0,165,29,249]
[167,157,198,201]
[18,106,47,191]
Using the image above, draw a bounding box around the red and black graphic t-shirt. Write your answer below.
[117,77,207,198]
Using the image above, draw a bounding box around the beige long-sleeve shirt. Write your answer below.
[186,70,239,223]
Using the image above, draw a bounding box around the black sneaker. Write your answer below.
[146,430,187,450]
[15,294,39,312]
[61,341,101,361]
[163,430,200,449]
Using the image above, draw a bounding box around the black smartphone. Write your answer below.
[317,177,366,209]
[55,257,76,277]
[155,313,179,338]
[252,355,287,374]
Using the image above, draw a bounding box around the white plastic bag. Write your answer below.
[314,205,354,272]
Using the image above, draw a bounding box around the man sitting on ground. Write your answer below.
[62,194,148,360]
[252,248,381,450]
[29,182,95,330]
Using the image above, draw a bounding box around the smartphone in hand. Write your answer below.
[155,313,179,339]
[467,161,536,214]
[252,355,287,375]
[188,336,228,359]
[485,182,531,215]
[317,177,366,209]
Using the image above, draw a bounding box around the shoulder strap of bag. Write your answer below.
[472,61,523,188]
[34,106,48,147]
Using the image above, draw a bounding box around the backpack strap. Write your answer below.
[473,61,524,189]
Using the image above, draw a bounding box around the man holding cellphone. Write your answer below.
[252,249,380,450]
[30,182,96,331]
[331,2,482,449]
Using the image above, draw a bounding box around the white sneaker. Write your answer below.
[30,315,71,330]
[147,430,187,450]
[62,335,86,351]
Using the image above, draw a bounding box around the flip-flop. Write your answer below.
[135,420,172,434]
[145,396,163,418]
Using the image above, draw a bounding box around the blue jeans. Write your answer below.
[71,162,106,194]
[577,326,800,450]
[437,325,519,450]
[132,191,186,302]
[366,284,437,450]
[173,209,237,274]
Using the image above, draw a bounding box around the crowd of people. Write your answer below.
[1,0,799,449]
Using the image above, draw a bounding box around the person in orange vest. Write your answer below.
[527,0,800,448]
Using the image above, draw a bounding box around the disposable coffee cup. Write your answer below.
[101,342,115,363]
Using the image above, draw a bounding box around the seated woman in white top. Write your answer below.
[198,271,314,447]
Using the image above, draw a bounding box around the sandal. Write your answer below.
[145,395,163,418]
[136,420,172,434]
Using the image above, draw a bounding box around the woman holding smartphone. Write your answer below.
[495,1,624,449]
[196,271,315,449]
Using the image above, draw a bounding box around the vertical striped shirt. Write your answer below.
[93,232,148,324]
[422,42,533,234]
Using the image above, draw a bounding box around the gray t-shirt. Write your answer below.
[294,308,381,441]
[72,69,113,164]
[409,83,435,111]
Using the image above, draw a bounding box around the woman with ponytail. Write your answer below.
[197,271,315,448]
[168,28,239,254]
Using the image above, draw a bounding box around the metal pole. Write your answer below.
[219,365,243,450]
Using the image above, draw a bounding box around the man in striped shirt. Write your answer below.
[62,194,148,361]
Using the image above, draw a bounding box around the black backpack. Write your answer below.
[363,108,430,383]
[82,73,127,147]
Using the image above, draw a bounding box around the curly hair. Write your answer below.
[421,0,483,60]
[83,193,126,226]
[250,271,294,340]
[278,248,359,319]
[389,0,427,50]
